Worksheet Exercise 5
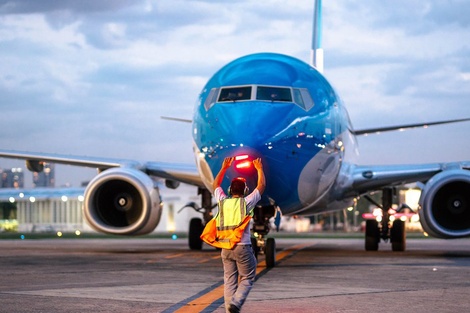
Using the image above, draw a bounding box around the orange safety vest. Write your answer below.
[200,197,253,249]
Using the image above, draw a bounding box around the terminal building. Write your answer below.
[0,163,202,234]
[32,163,55,187]
[1,183,203,234]
[1,167,24,188]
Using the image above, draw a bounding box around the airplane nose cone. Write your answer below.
[206,101,300,151]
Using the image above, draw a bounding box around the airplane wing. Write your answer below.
[348,161,470,196]
[0,149,203,187]
[144,162,204,187]
[352,117,470,136]
[349,163,444,195]
[0,149,136,170]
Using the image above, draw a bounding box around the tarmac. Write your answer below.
[1,235,470,312]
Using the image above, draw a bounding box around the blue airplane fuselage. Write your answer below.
[193,53,357,215]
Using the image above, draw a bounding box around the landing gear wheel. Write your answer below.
[391,219,406,251]
[365,220,380,251]
[251,237,259,260]
[189,218,203,250]
[265,237,276,268]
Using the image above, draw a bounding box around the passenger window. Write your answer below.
[256,86,292,102]
[218,86,252,102]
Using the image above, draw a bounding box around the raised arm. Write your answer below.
[212,157,234,191]
[252,158,266,195]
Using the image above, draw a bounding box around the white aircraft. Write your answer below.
[0,0,469,268]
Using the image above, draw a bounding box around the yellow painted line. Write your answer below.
[145,259,158,264]
[164,253,185,259]
[198,254,221,264]
[175,284,225,313]
[172,243,311,313]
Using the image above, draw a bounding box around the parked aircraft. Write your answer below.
[0,0,469,268]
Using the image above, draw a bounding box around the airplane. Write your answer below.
[1,0,470,268]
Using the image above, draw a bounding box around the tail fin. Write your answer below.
[310,0,324,73]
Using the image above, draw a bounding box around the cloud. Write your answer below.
[0,0,138,15]
[0,0,469,187]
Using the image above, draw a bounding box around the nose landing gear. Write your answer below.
[251,205,277,268]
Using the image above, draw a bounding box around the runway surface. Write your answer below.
[1,235,470,312]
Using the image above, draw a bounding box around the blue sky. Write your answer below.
[0,0,469,187]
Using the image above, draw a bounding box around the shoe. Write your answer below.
[228,304,240,313]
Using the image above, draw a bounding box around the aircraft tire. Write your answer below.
[251,237,259,260]
[365,220,380,251]
[265,237,276,268]
[391,219,406,252]
[189,218,203,250]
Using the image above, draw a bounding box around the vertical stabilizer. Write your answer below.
[310,0,324,73]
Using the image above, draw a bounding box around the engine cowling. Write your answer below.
[419,169,470,238]
[83,167,162,235]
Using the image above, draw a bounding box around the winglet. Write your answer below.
[311,0,324,73]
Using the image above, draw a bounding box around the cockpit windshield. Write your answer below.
[218,86,252,102]
[256,86,292,102]
[204,85,314,111]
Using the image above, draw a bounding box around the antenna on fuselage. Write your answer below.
[311,0,324,73]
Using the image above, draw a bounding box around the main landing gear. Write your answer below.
[364,188,406,252]
[181,188,214,251]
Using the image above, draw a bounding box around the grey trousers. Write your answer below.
[221,244,257,312]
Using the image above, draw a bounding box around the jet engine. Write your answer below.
[419,169,470,238]
[83,167,162,235]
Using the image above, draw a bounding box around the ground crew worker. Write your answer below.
[212,156,266,313]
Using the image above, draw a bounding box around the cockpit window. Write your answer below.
[218,86,252,102]
[204,87,220,111]
[204,84,314,112]
[256,86,292,102]
[293,88,314,111]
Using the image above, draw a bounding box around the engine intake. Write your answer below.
[83,167,162,235]
[419,169,470,238]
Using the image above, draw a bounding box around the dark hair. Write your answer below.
[230,178,247,196]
